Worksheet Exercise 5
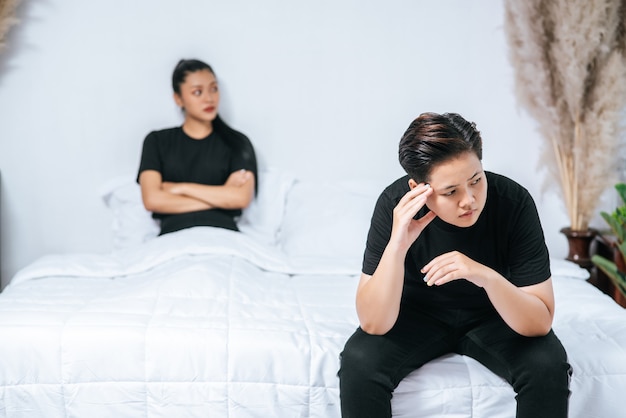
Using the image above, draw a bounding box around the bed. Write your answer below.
[1,169,625,418]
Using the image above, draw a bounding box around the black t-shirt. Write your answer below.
[362,171,551,311]
[137,127,256,234]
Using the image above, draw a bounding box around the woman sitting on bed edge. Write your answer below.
[338,112,572,418]
[137,58,257,236]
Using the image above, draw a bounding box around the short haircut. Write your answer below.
[398,112,483,183]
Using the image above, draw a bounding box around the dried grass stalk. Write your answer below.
[0,0,22,52]
[504,0,626,230]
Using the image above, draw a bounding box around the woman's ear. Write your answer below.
[408,178,418,190]
[173,92,183,109]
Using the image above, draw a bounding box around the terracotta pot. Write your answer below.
[560,227,598,269]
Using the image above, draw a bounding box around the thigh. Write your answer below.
[457,316,569,383]
[340,314,455,388]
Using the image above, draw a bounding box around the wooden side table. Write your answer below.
[589,233,626,308]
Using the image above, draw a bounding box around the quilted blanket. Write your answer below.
[0,227,625,417]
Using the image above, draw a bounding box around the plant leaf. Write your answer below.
[591,254,626,298]
[616,183,626,205]
[601,211,625,242]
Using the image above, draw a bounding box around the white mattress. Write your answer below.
[0,227,624,417]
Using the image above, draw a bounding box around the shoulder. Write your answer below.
[217,127,256,165]
[379,175,410,205]
[485,172,550,283]
[484,171,540,230]
[144,127,182,143]
[227,128,254,150]
[370,175,410,218]
[362,176,410,274]
[486,171,533,205]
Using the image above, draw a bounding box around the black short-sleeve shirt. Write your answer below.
[137,127,256,234]
[362,171,551,311]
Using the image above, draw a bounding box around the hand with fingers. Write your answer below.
[421,250,492,288]
[225,169,252,187]
[390,183,437,252]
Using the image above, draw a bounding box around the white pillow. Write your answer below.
[100,176,160,250]
[237,167,296,245]
[278,179,384,264]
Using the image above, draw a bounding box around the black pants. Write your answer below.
[338,308,571,418]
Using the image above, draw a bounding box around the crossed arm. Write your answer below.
[139,169,255,214]
[356,184,555,337]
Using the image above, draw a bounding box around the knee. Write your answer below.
[515,348,572,392]
[339,336,373,381]
[338,331,391,387]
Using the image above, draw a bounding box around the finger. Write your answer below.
[424,261,458,286]
[416,210,436,226]
[397,183,431,207]
[421,252,458,283]
[429,271,457,286]
[396,185,432,219]
[421,251,457,274]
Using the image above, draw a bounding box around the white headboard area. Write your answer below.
[0,0,580,287]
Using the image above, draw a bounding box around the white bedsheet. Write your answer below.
[0,227,625,417]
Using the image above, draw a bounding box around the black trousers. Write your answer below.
[338,308,571,418]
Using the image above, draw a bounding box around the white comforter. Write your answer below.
[0,227,625,417]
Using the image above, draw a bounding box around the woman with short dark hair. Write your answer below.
[338,112,571,418]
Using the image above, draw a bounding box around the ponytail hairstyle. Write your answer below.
[398,112,482,183]
[172,59,258,193]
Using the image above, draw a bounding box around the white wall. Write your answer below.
[0,0,577,288]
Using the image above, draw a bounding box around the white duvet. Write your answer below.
[0,227,625,417]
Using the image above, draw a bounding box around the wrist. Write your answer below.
[479,268,501,289]
[389,230,415,252]
[385,239,411,258]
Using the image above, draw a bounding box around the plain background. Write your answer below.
[0,0,620,288]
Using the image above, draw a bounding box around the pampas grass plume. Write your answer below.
[0,0,22,52]
[505,0,626,230]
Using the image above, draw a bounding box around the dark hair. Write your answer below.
[398,112,482,183]
[172,59,215,94]
[172,59,258,193]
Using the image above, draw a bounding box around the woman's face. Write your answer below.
[421,152,487,228]
[174,69,220,124]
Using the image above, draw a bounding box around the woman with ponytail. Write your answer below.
[137,59,257,235]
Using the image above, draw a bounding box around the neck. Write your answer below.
[182,118,213,139]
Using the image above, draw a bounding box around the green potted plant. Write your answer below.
[591,183,626,300]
